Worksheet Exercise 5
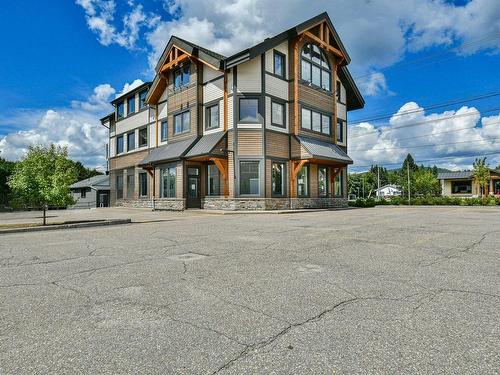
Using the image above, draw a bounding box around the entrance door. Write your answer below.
[186,167,201,208]
[98,192,109,207]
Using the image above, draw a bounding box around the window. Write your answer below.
[116,135,124,154]
[301,107,331,136]
[139,90,148,109]
[206,104,220,130]
[207,164,221,196]
[127,131,135,151]
[451,180,472,194]
[272,162,285,196]
[117,102,124,119]
[126,172,135,198]
[161,166,176,198]
[239,98,259,123]
[301,43,331,91]
[271,101,285,128]
[297,165,309,197]
[174,110,190,134]
[337,120,344,143]
[161,121,168,141]
[336,81,342,102]
[335,170,344,197]
[139,127,148,147]
[127,96,135,115]
[318,167,328,197]
[80,188,87,198]
[240,161,259,195]
[139,172,148,197]
[174,64,190,89]
[116,175,123,199]
[273,50,285,78]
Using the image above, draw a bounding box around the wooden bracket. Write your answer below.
[292,160,308,180]
[303,31,344,59]
[209,157,229,196]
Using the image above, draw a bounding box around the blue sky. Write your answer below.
[0,0,499,170]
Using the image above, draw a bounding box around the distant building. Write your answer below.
[375,184,402,199]
[437,170,500,197]
[69,175,110,209]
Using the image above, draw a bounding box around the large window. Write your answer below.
[271,101,285,128]
[318,167,328,197]
[139,127,148,147]
[297,165,309,197]
[207,164,221,196]
[174,64,190,89]
[116,135,124,154]
[301,107,331,135]
[273,50,285,78]
[239,98,259,123]
[272,162,285,196]
[206,103,220,130]
[127,131,135,151]
[335,170,344,197]
[174,110,190,134]
[126,172,134,198]
[139,172,147,197]
[161,166,177,198]
[117,102,124,119]
[451,180,472,194]
[139,89,148,109]
[161,121,168,141]
[337,120,344,143]
[127,96,135,115]
[240,161,259,195]
[301,43,331,91]
[116,175,123,199]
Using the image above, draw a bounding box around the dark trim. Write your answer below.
[261,54,267,197]
[270,98,286,129]
[172,109,191,135]
[126,131,135,152]
[270,160,287,198]
[265,71,292,82]
[296,163,310,198]
[138,126,148,148]
[204,100,221,130]
[237,95,263,124]
[336,118,345,143]
[233,67,238,182]
[272,50,286,79]
[202,74,224,85]
[300,104,332,136]
[160,120,169,142]
[265,93,293,104]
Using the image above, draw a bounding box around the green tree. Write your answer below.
[8,145,78,224]
[472,157,490,197]
[0,156,16,206]
[70,160,103,181]
[412,169,441,196]
[402,153,419,173]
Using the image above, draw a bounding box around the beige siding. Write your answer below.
[158,101,168,120]
[265,40,288,79]
[203,78,224,103]
[237,56,261,93]
[266,75,288,99]
[203,64,223,83]
[266,96,289,133]
[176,161,183,198]
[115,109,149,135]
[237,130,262,156]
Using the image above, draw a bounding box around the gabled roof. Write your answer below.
[185,131,227,158]
[70,175,109,189]
[296,136,353,164]
[438,169,500,180]
[112,81,152,105]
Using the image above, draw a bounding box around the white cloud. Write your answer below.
[358,72,394,97]
[0,80,137,169]
[116,79,144,97]
[349,103,500,170]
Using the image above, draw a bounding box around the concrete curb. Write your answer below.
[192,207,356,215]
[0,219,132,235]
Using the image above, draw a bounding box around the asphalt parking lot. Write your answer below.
[0,206,499,374]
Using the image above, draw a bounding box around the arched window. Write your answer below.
[300,43,331,92]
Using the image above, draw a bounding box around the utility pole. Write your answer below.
[377,166,380,199]
[362,176,365,198]
[407,163,411,206]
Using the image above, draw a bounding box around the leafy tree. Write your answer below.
[472,157,490,197]
[69,160,103,181]
[8,145,78,224]
[402,153,419,173]
[412,169,441,196]
[0,156,16,206]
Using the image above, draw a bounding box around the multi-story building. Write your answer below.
[102,12,364,210]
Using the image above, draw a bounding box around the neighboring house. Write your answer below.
[375,184,402,199]
[69,175,110,209]
[102,12,364,210]
[438,170,500,197]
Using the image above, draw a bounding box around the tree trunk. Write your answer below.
[43,206,46,226]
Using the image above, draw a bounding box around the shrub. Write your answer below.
[349,198,376,208]
[368,195,500,206]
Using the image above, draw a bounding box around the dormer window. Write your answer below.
[174,64,190,89]
[301,43,331,92]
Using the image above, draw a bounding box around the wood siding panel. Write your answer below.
[290,137,311,159]
[176,161,183,198]
[266,131,289,159]
[109,150,149,170]
[237,130,262,156]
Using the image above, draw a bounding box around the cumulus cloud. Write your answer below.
[349,102,500,170]
[0,80,140,169]
[116,78,144,97]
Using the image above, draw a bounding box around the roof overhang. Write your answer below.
[294,136,353,165]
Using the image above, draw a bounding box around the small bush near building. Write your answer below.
[374,196,500,206]
[348,198,377,208]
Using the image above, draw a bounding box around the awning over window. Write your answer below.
[185,131,227,158]
[139,136,198,166]
[295,136,353,164]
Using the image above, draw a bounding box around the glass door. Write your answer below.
[186,167,201,208]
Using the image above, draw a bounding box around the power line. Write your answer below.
[349,106,500,139]
[350,151,500,170]
[351,136,500,153]
[348,91,500,125]
[349,120,500,150]
[353,33,500,82]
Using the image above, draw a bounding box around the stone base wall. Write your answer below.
[202,197,347,210]
[116,198,186,211]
